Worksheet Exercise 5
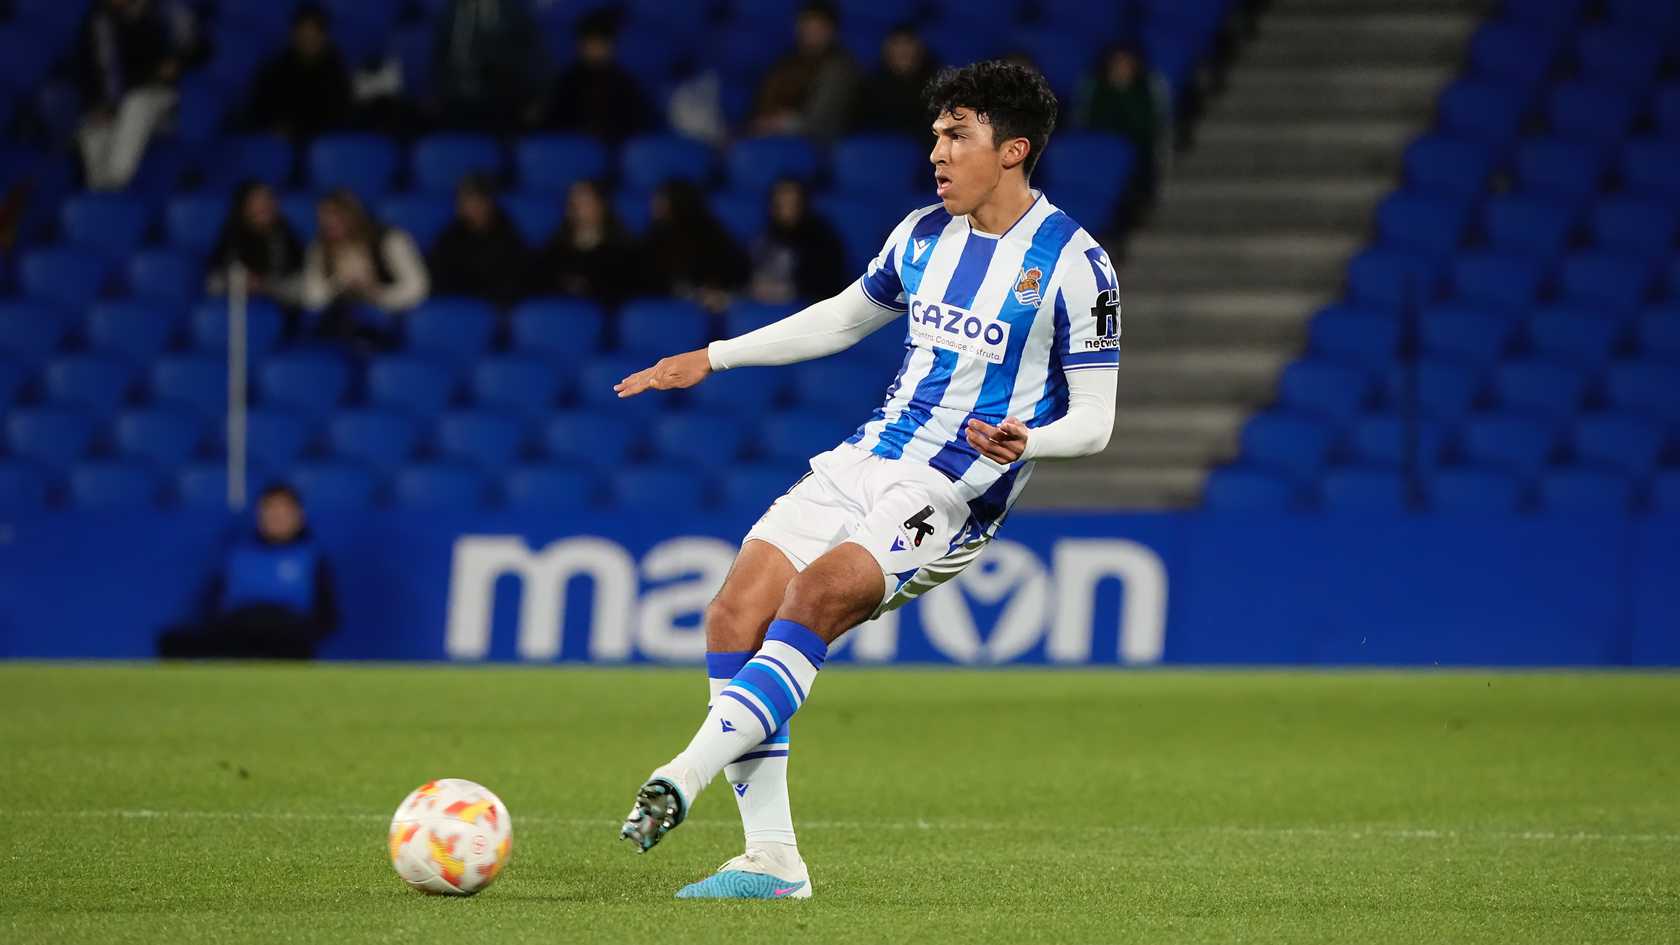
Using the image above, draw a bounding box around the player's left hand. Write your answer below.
[966,417,1029,464]
[615,348,712,398]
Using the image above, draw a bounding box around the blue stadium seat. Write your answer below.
[622,134,716,192]
[44,355,134,414]
[277,191,321,242]
[1348,414,1446,469]
[5,407,94,469]
[68,462,160,508]
[166,194,229,254]
[150,355,229,417]
[515,135,609,194]
[711,191,767,245]
[760,410,855,464]
[1449,252,1546,309]
[1590,199,1677,262]
[1345,249,1438,312]
[405,298,497,364]
[378,194,454,251]
[509,298,606,362]
[1437,80,1527,149]
[174,465,232,509]
[1051,186,1122,236]
[1419,305,1514,363]
[258,354,350,416]
[392,463,487,509]
[1404,135,1495,201]
[618,298,712,356]
[1458,414,1559,476]
[1503,0,1588,34]
[727,136,821,194]
[60,194,152,260]
[501,191,563,244]
[609,466,710,510]
[413,134,502,193]
[1657,83,1680,139]
[365,355,459,418]
[0,301,69,364]
[1621,139,1680,208]
[1574,25,1663,91]
[1276,360,1370,423]
[1037,133,1136,200]
[543,411,642,466]
[189,299,284,357]
[650,411,752,469]
[114,408,203,467]
[1526,308,1620,368]
[1606,0,1680,36]
[1426,469,1526,512]
[725,301,800,338]
[1202,467,1300,511]
[1375,193,1468,261]
[1538,469,1633,512]
[290,462,379,508]
[126,250,200,307]
[719,464,801,507]
[433,410,528,468]
[831,135,922,195]
[811,194,901,272]
[1650,472,1680,512]
[1636,309,1680,362]
[1546,81,1639,143]
[20,248,110,313]
[471,357,563,416]
[576,356,664,416]
[1467,20,1559,91]
[202,135,294,191]
[1239,412,1336,480]
[502,464,597,509]
[84,301,178,363]
[1559,251,1655,314]
[1513,137,1607,207]
[308,134,400,200]
[327,409,420,472]
[1480,196,1576,262]
[1604,361,1680,423]
[0,460,48,509]
[689,365,785,417]
[0,357,24,406]
[1014,28,1102,100]
[1571,414,1666,476]
[1386,359,1485,421]
[1321,468,1412,513]
[789,359,888,416]
[1492,360,1587,418]
[245,408,314,470]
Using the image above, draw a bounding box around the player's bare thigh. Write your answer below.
[776,542,886,644]
[705,539,799,651]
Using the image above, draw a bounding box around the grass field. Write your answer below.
[3,665,1677,944]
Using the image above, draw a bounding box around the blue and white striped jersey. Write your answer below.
[846,193,1121,531]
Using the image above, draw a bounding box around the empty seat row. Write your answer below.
[1309,303,1680,371]
[1205,466,1680,513]
[1404,135,1680,208]
[1346,245,1680,314]
[1375,192,1679,264]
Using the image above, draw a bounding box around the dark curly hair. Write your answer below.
[922,59,1059,178]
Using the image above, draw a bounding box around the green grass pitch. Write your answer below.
[3,665,1677,944]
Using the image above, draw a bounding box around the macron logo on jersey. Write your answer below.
[911,237,934,263]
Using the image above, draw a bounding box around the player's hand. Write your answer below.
[615,348,712,398]
[966,417,1029,464]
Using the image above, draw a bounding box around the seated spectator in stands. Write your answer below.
[302,189,430,344]
[75,0,205,191]
[752,2,858,140]
[539,10,650,143]
[247,4,350,143]
[432,0,544,134]
[531,179,636,305]
[206,181,304,308]
[851,26,938,135]
[157,485,337,661]
[640,180,749,312]
[429,175,529,309]
[749,179,846,304]
[1073,45,1165,202]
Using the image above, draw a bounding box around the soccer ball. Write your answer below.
[388,779,513,895]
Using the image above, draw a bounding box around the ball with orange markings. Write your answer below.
[387,778,513,895]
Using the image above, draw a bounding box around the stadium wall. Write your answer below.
[0,511,1674,666]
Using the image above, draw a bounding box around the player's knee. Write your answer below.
[778,565,878,637]
[704,592,767,651]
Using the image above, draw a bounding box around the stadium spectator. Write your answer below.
[1073,45,1165,202]
[429,175,529,309]
[432,0,545,133]
[246,4,351,143]
[302,189,430,344]
[157,485,338,661]
[206,181,305,308]
[748,179,846,304]
[539,11,651,143]
[851,26,938,135]
[751,2,858,139]
[640,179,749,312]
[75,0,204,191]
[531,179,637,305]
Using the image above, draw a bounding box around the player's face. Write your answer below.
[930,108,1002,216]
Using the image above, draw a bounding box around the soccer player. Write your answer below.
[613,60,1122,899]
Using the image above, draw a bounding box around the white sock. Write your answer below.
[708,674,798,849]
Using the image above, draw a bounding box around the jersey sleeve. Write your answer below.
[855,208,927,313]
[1055,239,1122,372]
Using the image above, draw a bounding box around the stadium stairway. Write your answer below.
[1023,0,1486,509]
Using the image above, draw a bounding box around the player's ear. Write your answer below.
[1000,136,1031,173]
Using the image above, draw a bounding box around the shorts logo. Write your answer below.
[901,505,936,549]
[1013,266,1044,306]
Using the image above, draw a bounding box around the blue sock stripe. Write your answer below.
[706,650,753,680]
[735,749,790,762]
[765,619,828,669]
[745,657,804,711]
[754,654,807,703]
[719,689,774,740]
[759,733,791,745]
[728,676,792,729]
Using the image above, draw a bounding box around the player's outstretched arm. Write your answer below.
[615,349,712,398]
[964,369,1117,464]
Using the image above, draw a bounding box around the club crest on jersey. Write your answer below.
[1013,266,1044,306]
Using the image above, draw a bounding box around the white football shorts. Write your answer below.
[744,443,993,616]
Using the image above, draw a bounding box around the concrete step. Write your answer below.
[1149,177,1389,232]
[1211,65,1452,119]
[1100,405,1248,466]
[1016,465,1208,511]
[1121,231,1360,294]
[1115,349,1293,407]
[1244,14,1478,66]
[1179,120,1419,178]
[1118,289,1325,349]
[1270,0,1488,12]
